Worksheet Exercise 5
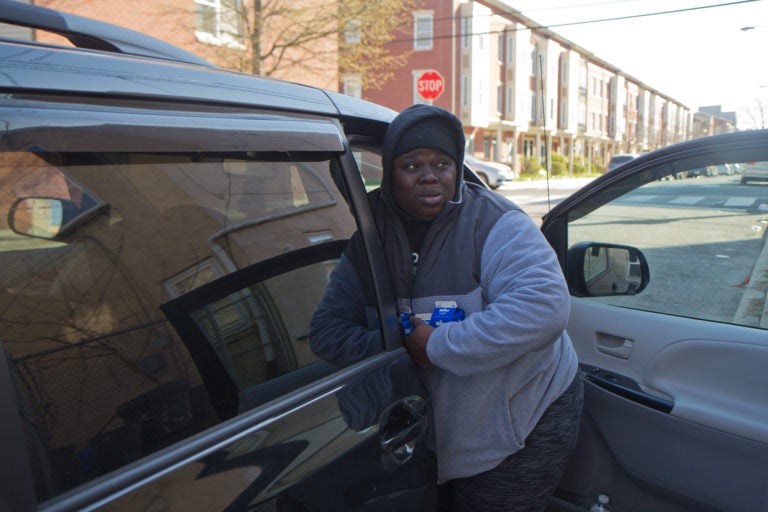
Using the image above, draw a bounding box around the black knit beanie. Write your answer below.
[392,117,461,164]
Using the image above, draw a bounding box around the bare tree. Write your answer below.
[337,0,422,91]
[196,0,421,90]
[743,95,768,130]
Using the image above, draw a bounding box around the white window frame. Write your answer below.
[412,71,431,105]
[345,19,361,44]
[195,0,244,47]
[414,11,434,51]
[342,74,362,99]
[462,16,471,49]
[560,99,567,126]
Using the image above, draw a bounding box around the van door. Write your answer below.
[0,100,436,511]
[542,131,768,511]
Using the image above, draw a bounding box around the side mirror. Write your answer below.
[8,196,106,239]
[8,197,67,238]
[566,242,649,297]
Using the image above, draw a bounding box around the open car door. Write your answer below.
[541,130,768,512]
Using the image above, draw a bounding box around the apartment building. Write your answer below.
[692,105,737,138]
[362,0,692,175]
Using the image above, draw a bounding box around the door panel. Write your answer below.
[544,132,768,512]
[563,299,768,511]
[72,353,435,512]
[0,103,435,511]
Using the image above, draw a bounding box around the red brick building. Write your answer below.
[359,0,691,175]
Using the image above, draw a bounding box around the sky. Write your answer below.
[507,0,768,128]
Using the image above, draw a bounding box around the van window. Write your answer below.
[0,113,366,500]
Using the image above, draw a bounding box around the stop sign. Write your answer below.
[417,70,445,101]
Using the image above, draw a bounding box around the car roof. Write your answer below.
[0,0,213,66]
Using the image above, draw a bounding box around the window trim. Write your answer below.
[413,11,434,51]
[194,0,244,48]
[161,239,350,419]
[345,19,362,44]
[0,106,346,153]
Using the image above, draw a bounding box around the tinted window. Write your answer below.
[0,111,363,500]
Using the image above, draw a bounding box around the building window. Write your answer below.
[345,19,361,44]
[506,86,513,115]
[414,11,434,51]
[195,0,243,45]
[342,74,362,99]
[560,58,568,83]
[523,139,535,158]
[497,33,503,62]
[560,99,567,126]
[412,72,431,105]
[497,84,503,113]
[462,76,469,106]
[507,35,514,64]
[462,16,471,48]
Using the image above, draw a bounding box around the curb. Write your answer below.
[733,234,768,328]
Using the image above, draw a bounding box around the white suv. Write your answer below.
[741,160,768,184]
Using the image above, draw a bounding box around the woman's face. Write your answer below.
[391,147,457,221]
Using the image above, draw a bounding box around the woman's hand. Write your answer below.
[404,316,433,368]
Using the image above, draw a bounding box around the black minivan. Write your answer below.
[2,2,768,512]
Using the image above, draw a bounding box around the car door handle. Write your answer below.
[378,396,428,457]
[596,332,634,359]
[380,422,422,453]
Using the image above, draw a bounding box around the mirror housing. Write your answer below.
[8,196,106,239]
[566,242,649,297]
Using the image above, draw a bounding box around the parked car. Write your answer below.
[741,160,768,184]
[605,153,638,172]
[1,3,767,512]
[716,164,735,175]
[465,154,517,189]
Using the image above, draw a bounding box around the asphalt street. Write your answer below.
[498,175,768,328]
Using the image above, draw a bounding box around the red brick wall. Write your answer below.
[33,0,338,91]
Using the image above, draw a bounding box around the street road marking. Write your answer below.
[669,196,706,205]
[623,195,659,203]
[724,197,759,207]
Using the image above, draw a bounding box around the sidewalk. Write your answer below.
[735,233,768,328]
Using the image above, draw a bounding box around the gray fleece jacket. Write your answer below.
[310,105,578,483]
